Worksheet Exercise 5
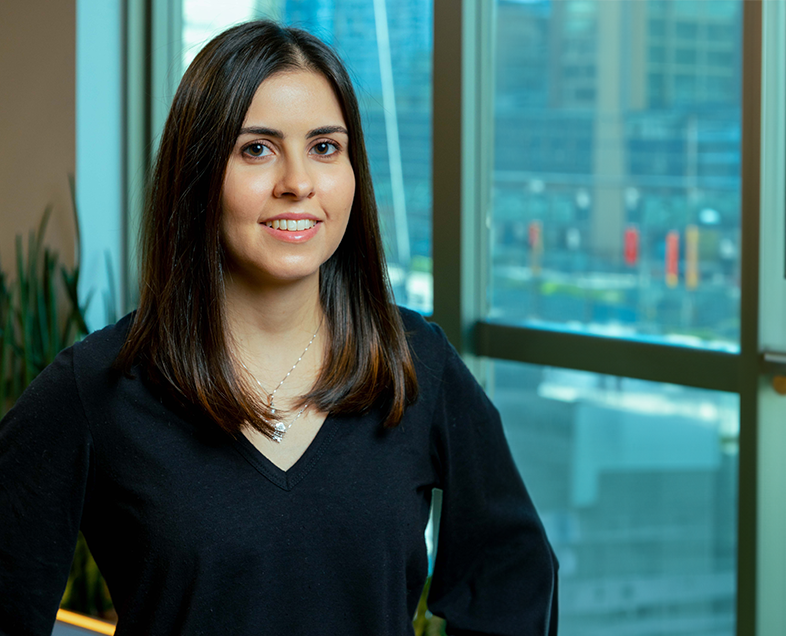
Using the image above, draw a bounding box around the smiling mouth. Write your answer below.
[264,219,319,231]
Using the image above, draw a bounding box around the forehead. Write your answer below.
[242,70,346,128]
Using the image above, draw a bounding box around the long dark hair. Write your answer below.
[116,20,418,438]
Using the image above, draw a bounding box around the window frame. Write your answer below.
[432,1,763,635]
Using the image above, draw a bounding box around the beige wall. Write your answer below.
[0,0,76,275]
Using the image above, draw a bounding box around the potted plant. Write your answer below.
[0,183,115,621]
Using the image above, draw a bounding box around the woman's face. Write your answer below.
[220,70,355,288]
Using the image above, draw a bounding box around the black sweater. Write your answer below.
[0,309,557,635]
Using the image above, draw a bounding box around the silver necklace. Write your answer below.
[241,325,320,443]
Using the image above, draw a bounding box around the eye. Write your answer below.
[242,142,272,158]
[311,141,339,156]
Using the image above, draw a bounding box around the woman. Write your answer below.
[0,21,557,635]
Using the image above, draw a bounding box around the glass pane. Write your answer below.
[491,0,742,351]
[181,0,433,313]
[491,359,739,636]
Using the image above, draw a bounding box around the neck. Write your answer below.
[223,272,323,364]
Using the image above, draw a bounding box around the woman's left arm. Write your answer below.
[426,328,558,636]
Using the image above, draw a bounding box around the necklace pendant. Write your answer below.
[241,322,320,445]
[272,421,287,443]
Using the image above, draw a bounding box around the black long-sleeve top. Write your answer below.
[0,308,557,635]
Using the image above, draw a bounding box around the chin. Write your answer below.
[260,265,323,286]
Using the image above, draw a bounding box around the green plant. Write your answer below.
[0,183,114,620]
[413,577,447,636]
[61,533,115,620]
[0,202,89,413]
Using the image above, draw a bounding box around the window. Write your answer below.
[491,361,738,636]
[675,48,697,64]
[491,0,742,351]
[483,0,744,632]
[708,23,736,40]
[708,50,735,66]
[649,46,666,64]
[675,21,698,38]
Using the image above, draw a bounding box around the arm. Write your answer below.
[427,329,558,636]
[0,348,94,635]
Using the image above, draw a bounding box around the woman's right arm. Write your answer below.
[0,348,94,635]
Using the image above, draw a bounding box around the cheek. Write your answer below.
[218,208,238,261]
[218,178,251,253]
[219,173,242,231]
[329,166,356,216]
[221,168,275,219]
[345,171,357,208]
[218,186,240,243]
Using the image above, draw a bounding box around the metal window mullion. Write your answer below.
[476,322,741,393]
[738,2,763,635]
[123,0,153,312]
[150,0,182,151]
[124,0,182,312]
[432,0,493,381]
[431,0,462,345]
[756,2,786,634]
[467,0,494,332]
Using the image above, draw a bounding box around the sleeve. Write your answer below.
[0,347,94,636]
[426,328,558,636]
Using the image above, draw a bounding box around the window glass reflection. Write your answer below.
[492,0,742,350]
[491,360,739,636]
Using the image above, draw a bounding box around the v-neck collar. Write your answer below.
[231,413,340,491]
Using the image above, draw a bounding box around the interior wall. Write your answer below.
[0,0,76,274]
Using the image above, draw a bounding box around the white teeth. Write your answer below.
[265,219,317,231]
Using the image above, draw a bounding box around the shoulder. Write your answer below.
[396,306,482,405]
[397,306,451,378]
[5,312,136,422]
[397,305,492,406]
[70,311,135,374]
[72,312,134,366]
[397,306,448,353]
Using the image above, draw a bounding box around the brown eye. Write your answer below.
[312,141,338,156]
[244,143,270,158]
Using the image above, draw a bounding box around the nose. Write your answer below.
[273,154,315,200]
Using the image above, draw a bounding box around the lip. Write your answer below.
[261,212,321,222]
[261,219,321,243]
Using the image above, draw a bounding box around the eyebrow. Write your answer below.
[237,125,349,139]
